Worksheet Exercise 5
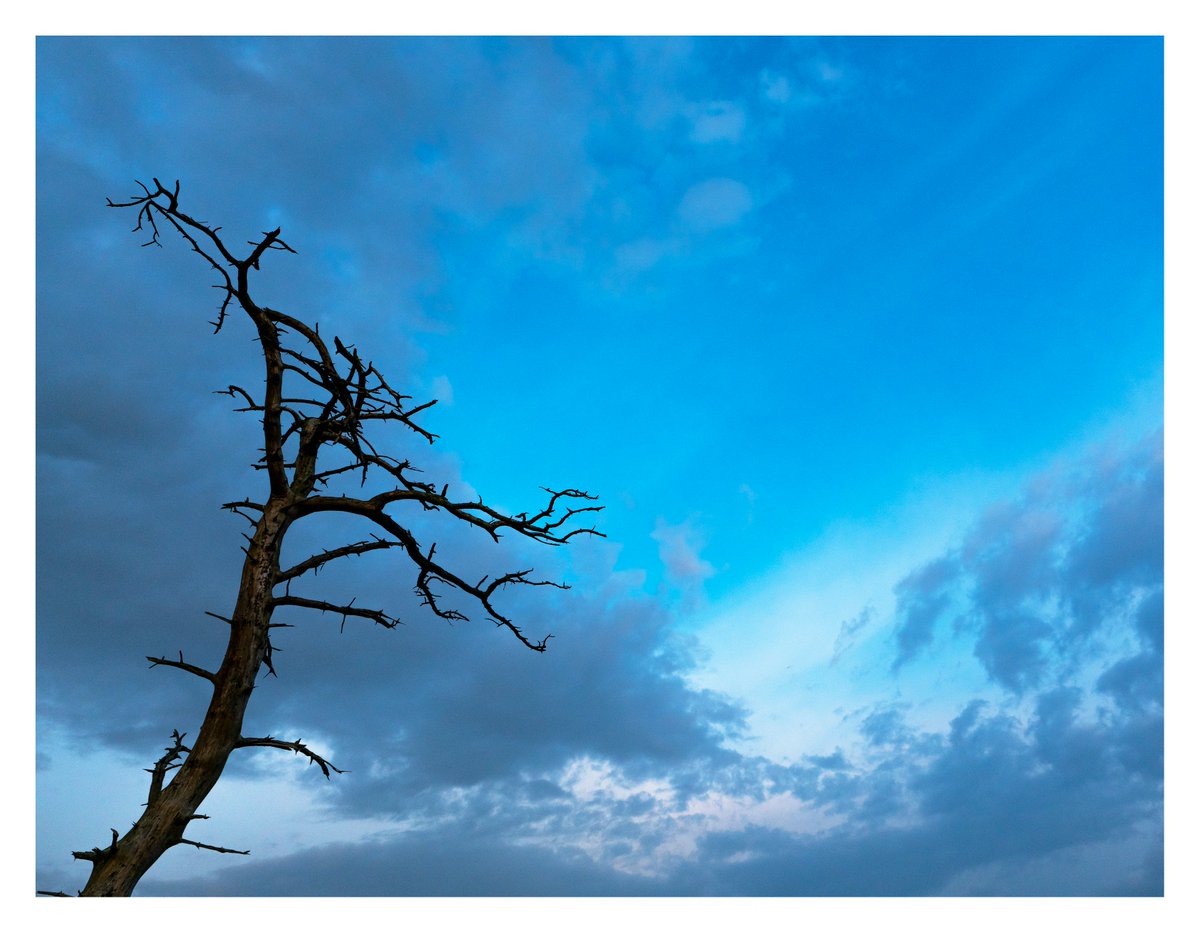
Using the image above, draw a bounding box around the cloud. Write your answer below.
[612,235,679,275]
[831,607,872,665]
[139,830,664,897]
[687,101,746,144]
[759,71,792,104]
[890,432,1163,695]
[428,374,454,406]
[651,517,716,591]
[133,676,1161,896]
[814,61,846,85]
[677,178,754,232]
[38,426,1163,896]
[892,557,959,668]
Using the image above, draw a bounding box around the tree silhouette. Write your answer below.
[40,179,602,897]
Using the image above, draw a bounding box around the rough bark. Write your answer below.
[50,179,601,896]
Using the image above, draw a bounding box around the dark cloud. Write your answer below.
[138,832,663,897]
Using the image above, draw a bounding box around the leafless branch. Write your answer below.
[236,735,346,778]
[146,652,217,684]
[277,537,403,582]
[272,594,401,631]
[177,839,250,856]
[144,730,191,807]
[73,828,120,864]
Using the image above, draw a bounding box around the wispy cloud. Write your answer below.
[687,101,747,144]
[677,178,754,232]
[652,517,717,598]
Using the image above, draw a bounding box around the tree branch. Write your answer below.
[176,839,250,856]
[271,594,401,631]
[235,735,346,778]
[73,828,120,864]
[146,652,217,684]
[144,730,190,807]
[277,537,403,582]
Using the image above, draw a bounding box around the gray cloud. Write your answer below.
[892,556,959,668]
[891,433,1163,695]
[138,832,663,897]
[141,679,1160,897]
[830,606,871,665]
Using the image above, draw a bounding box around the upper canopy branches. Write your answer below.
[108,179,602,651]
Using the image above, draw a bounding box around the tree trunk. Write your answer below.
[78,505,288,896]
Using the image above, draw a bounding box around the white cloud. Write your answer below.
[613,236,679,275]
[815,61,845,84]
[688,100,747,144]
[760,71,792,104]
[429,374,454,406]
[651,517,716,588]
[677,178,754,232]
[526,756,841,878]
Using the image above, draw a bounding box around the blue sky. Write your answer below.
[35,36,1164,898]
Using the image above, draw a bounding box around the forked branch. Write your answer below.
[145,730,191,807]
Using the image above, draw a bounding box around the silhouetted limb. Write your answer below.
[146,652,218,684]
[177,839,250,856]
[236,735,346,778]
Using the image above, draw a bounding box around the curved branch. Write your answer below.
[277,537,403,582]
[235,735,346,778]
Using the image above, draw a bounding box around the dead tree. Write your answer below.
[51,179,601,897]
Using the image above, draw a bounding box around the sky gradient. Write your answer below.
[36,36,1163,897]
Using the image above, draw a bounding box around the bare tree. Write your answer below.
[40,179,602,897]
